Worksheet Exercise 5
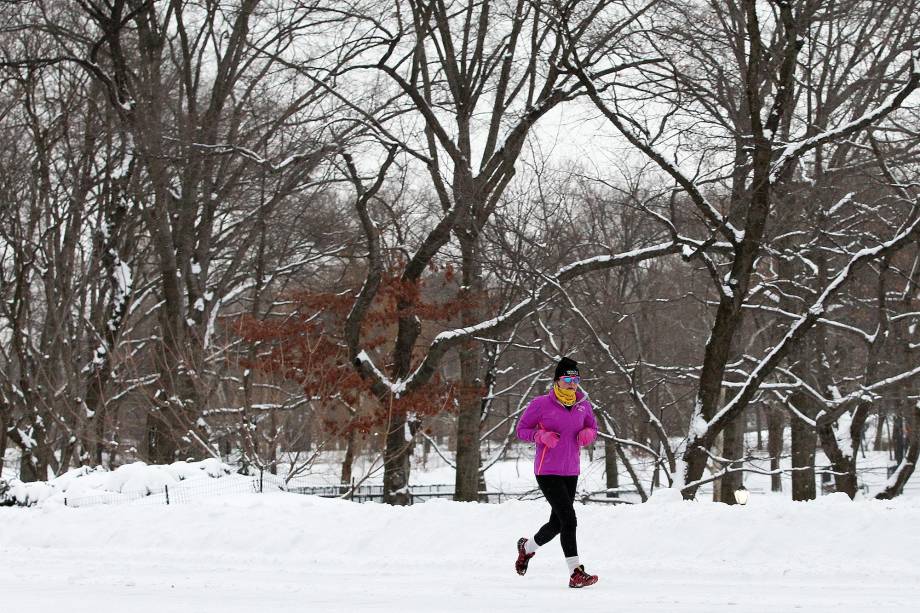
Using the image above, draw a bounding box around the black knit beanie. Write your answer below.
[554,356,579,380]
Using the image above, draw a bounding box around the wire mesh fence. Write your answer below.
[63,475,266,508]
[58,472,586,508]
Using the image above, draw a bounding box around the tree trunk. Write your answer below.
[454,228,484,501]
[813,393,874,499]
[16,407,53,483]
[719,409,745,504]
[83,174,134,466]
[0,408,8,475]
[341,429,357,485]
[893,414,905,465]
[604,436,620,498]
[454,381,482,501]
[790,424,817,500]
[83,369,110,465]
[19,455,39,483]
[146,411,178,465]
[767,406,784,492]
[383,411,413,505]
[874,407,887,451]
[876,401,919,499]
[19,444,51,483]
[712,432,723,503]
[790,404,817,501]
[146,321,202,464]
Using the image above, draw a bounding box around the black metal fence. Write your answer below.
[285,482,458,503]
[284,480,638,503]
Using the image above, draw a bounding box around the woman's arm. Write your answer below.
[584,401,598,434]
[516,399,542,442]
[579,401,598,445]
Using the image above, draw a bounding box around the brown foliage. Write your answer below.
[233,267,473,435]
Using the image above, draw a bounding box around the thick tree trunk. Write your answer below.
[817,416,863,499]
[454,375,482,501]
[379,352,421,505]
[604,436,620,498]
[83,176,133,467]
[780,258,827,502]
[83,370,110,465]
[719,409,745,504]
[790,401,817,501]
[876,401,919,499]
[873,408,887,451]
[146,411,178,465]
[17,408,53,483]
[383,411,413,505]
[454,396,482,501]
[19,444,51,483]
[146,310,203,464]
[893,414,905,464]
[817,267,887,500]
[678,1,807,499]
[825,452,859,496]
[454,225,484,502]
[767,406,784,492]
[19,454,40,483]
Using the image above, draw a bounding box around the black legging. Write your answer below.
[533,475,578,557]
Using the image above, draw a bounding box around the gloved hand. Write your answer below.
[535,430,560,448]
[576,428,596,447]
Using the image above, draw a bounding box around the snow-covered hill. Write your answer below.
[2,488,918,612]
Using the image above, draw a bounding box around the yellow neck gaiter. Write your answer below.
[553,384,577,407]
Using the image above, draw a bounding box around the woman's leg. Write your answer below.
[532,510,561,546]
[558,476,579,560]
[533,475,571,546]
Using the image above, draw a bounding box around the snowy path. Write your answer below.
[6,557,911,612]
[3,492,919,612]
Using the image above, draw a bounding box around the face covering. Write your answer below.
[553,383,577,407]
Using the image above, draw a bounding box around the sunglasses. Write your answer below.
[559,376,580,384]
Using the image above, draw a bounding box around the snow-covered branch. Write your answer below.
[702,210,920,438]
[770,54,920,182]
[355,239,701,397]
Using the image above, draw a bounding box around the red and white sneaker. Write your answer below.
[569,565,599,588]
[515,538,535,575]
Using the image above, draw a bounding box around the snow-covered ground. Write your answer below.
[3,488,919,612]
[3,423,916,612]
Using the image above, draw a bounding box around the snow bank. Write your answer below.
[0,458,245,507]
[645,487,685,505]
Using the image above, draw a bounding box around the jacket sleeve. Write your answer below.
[583,400,598,437]
[516,398,542,442]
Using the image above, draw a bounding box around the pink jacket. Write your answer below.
[516,390,598,476]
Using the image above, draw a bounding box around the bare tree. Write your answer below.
[0,21,144,478]
[2,0,353,463]
[563,0,920,498]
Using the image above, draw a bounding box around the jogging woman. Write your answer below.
[514,356,599,588]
